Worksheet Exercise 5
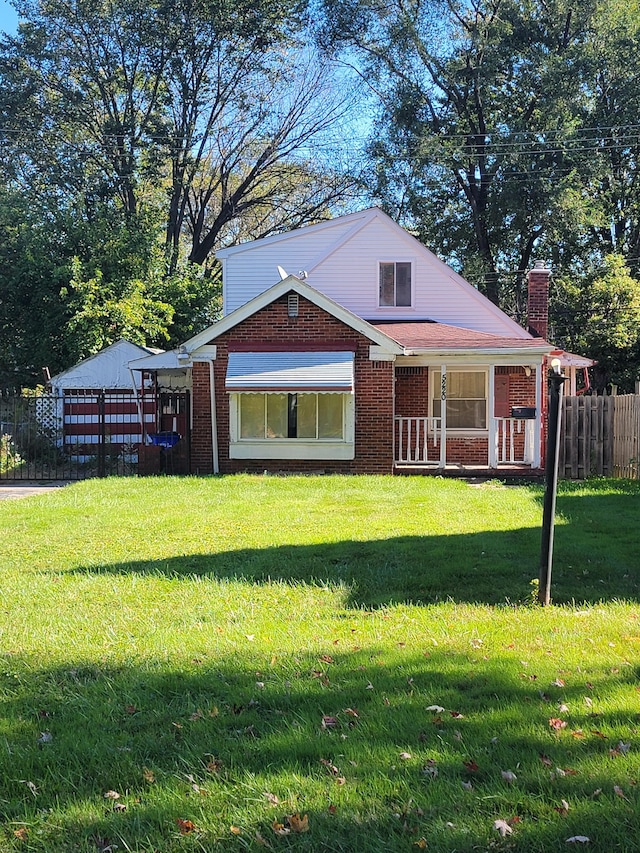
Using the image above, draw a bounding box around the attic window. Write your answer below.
[288,293,299,317]
[379,262,412,307]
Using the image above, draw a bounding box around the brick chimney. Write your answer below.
[527,260,550,340]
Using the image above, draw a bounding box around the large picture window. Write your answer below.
[379,262,412,307]
[432,370,487,430]
[239,393,345,440]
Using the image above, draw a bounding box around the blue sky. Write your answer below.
[0,0,17,33]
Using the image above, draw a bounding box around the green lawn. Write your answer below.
[0,474,639,852]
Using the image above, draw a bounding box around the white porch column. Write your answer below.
[488,365,497,467]
[439,363,447,468]
[533,362,543,468]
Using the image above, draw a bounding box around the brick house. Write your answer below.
[131,208,585,475]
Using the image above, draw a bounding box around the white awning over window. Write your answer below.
[226,351,354,392]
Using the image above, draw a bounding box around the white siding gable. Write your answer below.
[218,209,529,338]
[219,212,372,315]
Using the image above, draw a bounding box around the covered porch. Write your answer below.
[393,358,544,472]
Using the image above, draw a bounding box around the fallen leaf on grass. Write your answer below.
[142,768,155,783]
[554,799,570,816]
[287,813,309,833]
[426,705,445,713]
[566,837,590,844]
[319,654,335,664]
[205,756,223,774]
[501,770,517,783]
[21,780,38,797]
[422,759,438,778]
[321,715,339,729]
[103,790,120,800]
[230,826,242,835]
[320,758,341,776]
[540,754,552,767]
[494,819,513,837]
[590,730,607,739]
[272,820,290,836]
[263,792,280,806]
[255,830,272,847]
[399,752,412,761]
[113,802,127,812]
[613,785,628,799]
[552,679,566,687]
[414,839,427,849]
[176,819,198,834]
[13,828,28,840]
[610,741,631,756]
[463,760,479,773]
[549,718,567,730]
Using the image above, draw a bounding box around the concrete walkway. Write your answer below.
[0,482,70,500]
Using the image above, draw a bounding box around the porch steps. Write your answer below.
[394,464,544,484]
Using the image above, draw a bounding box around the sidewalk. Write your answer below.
[0,482,70,500]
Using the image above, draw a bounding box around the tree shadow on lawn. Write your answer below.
[72,522,640,607]
[2,648,639,852]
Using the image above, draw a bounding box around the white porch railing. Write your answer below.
[395,415,537,467]
[493,417,536,466]
[395,417,442,465]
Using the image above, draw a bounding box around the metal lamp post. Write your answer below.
[538,358,566,606]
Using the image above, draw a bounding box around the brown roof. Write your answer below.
[368,319,551,351]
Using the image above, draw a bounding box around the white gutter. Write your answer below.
[403,346,552,358]
[209,360,219,475]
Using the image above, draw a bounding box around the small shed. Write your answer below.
[46,339,164,456]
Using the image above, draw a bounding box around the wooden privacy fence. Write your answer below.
[612,394,640,479]
[559,395,614,479]
[559,394,640,479]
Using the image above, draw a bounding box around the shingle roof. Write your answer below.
[368,319,551,351]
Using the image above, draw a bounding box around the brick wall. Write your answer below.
[191,293,395,474]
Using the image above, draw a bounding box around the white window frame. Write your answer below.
[229,392,355,460]
[378,260,414,308]
[430,368,488,433]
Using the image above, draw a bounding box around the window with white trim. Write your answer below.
[238,393,346,440]
[431,370,487,430]
[379,262,412,307]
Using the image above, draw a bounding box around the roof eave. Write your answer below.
[403,345,553,358]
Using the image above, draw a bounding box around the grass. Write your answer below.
[0,474,639,852]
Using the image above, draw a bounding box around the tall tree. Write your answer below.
[0,0,359,381]
[315,0,640,319]
[2,0,356,268]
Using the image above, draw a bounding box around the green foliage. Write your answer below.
[63,259,174,358]
[553,255,640,390]
[0,0,353,380]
